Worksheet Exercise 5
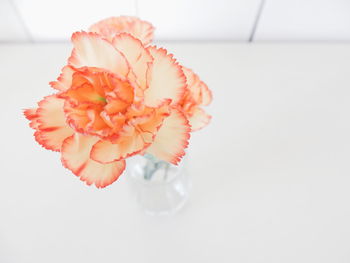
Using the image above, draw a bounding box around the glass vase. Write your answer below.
[127,154,190,215]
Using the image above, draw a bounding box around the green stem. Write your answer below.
[143,154,170,181]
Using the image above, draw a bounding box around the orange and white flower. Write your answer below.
[25,17,211,188]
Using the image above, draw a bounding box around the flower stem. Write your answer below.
[143,154,170,181]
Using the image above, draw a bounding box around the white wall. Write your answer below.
[1,0,350,42]
[255,0,350,41]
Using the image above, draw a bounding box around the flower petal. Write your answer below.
[61,134,126,188]
[90,135,145,164]
[146,108,190,165]
[182,67,201,101]
[137,100,171,136]
[91,101,171,163]
[144,46,186,107]
[112,33,153,91]
[90,121,152,164]
[182,67,212,106]
[199,82,212,106]
[69,31,129,77]
[64,101,114,138]
[36,95,67,128]
[89,16,154,45]
[29,95,74,151]
[24,108,40,129]
[188,107,211,131]
[49,65,74,91]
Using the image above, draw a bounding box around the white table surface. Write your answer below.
[1,42,350,263]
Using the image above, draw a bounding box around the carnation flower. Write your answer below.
[24,17,211,188]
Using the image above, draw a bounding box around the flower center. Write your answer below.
[97,96,107,103]
[61,67,135,139]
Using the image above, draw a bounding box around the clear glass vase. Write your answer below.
[127,154,191,215]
